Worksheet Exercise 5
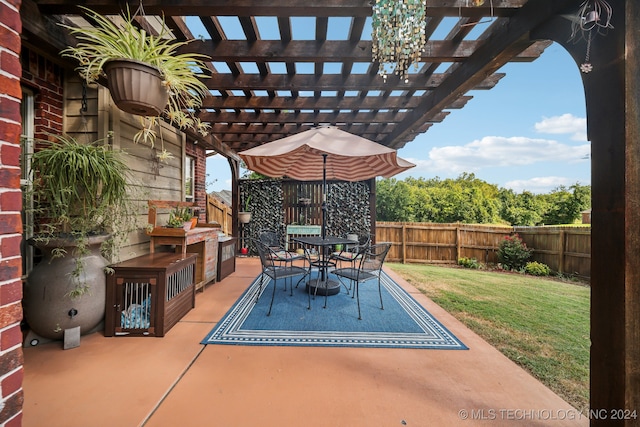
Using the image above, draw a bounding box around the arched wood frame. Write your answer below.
[533,0,639,420]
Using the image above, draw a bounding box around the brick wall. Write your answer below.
[186,142,208,221]
[20,46,64,140]
[0,1,25,425]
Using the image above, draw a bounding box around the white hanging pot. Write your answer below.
[238,212,252,223]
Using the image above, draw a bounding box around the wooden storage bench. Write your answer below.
[105,253,197,337]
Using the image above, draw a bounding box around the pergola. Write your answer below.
[16,0,640,423]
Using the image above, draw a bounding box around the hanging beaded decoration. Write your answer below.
[371,0,427,83]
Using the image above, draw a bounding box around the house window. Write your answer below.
[21,87,35,278]
[185,155,195,202]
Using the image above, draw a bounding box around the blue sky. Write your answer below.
[203,17,590,195]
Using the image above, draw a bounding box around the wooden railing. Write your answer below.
[206,194,232,235]
[376,222,591,280]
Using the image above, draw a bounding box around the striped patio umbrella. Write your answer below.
[239,126,414,182]
[239,126,415,238]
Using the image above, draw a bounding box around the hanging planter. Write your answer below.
[238,212,252,224]
[103,59,169,116]
[60,6,211,147]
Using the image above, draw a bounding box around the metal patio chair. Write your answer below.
[333,242,392,320]
[254,239,310,316]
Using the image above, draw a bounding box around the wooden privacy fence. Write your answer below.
[376,222,591,280]
[206,194,232,235]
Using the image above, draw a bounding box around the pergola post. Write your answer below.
[533,1,639,423]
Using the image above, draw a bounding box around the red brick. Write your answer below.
[0,347,22,377]
[0,99,20,124]
[0,25,19,55]
[1,326,22,352]
[1,144,21,167]
[0,51,20,78]
[0,303,22,330]
[0,390,23,425]
[0,3,22,30]
[4,412,22,427]
[0,258,20,283]
[0,213,21,235]
[0,190,21,211]
[0,281,22,306]
[0,121,20,143]
[1,235,21,258]
[0,169,19,188]
[0,75,20,99]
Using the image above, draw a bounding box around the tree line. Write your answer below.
[376,173,591,226]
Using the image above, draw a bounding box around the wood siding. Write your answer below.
[64,76,187,261]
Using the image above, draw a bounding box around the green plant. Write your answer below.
[458,257,482,269]
[497,233,532,271]
[242,195,252,212]
[525,261,551,276]
[60,6,211,149]
[167,206,193,227]
[28,133,136,296]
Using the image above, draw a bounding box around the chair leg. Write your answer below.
[323,273,329,309]
[378,277,384,310]
[255,273,265,304]
[355,281,362,320]
[267,276,277,316]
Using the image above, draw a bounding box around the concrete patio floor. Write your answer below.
[22,257,588,426]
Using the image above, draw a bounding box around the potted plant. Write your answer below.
[60,6,211,148]
[23,133,136,341]
[167,206,194,230]
[239,195,252,224]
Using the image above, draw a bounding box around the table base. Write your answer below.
[305,278,341,296]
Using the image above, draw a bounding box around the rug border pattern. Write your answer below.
[202,271,468,350]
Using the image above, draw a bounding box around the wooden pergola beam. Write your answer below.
[180,40,549,63]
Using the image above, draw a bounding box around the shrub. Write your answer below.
[525,261,551,276]
[497,234,532,271]
[458,257,482,269]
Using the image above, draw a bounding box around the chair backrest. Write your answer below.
[342,233,370,254]
[258,229,281,249]
[254,239,276,270]
[358,242,392,274]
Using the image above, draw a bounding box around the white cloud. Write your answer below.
[504,176,576,194]
[535,113,587,141]
[405,136,590,176]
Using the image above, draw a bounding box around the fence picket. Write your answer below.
[376,222,591,280]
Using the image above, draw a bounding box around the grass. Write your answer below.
[387,262,590,411]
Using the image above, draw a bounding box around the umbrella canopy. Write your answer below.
[239,126,415,182]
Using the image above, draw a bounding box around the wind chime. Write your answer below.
[371,0,427,83]
[371,0,492,82]
[570,0,614,73]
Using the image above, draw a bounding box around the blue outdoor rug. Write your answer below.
[201,270,468,350]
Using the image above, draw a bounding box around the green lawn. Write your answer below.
[387,262,590,411]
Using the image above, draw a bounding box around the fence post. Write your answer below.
[456,226,461,262]
[402,223,407,264]
[558,230,565,274]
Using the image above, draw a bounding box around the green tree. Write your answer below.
[498,189,546,226]
[376,178,415,221]
[541,183,591,225]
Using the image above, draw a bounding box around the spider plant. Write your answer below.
[60,6,211,144]
[28,133,137,296]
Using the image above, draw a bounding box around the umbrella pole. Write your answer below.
[322,153,327,240]
[321,153,327,282]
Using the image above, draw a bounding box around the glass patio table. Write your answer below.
[293,235,355,296]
